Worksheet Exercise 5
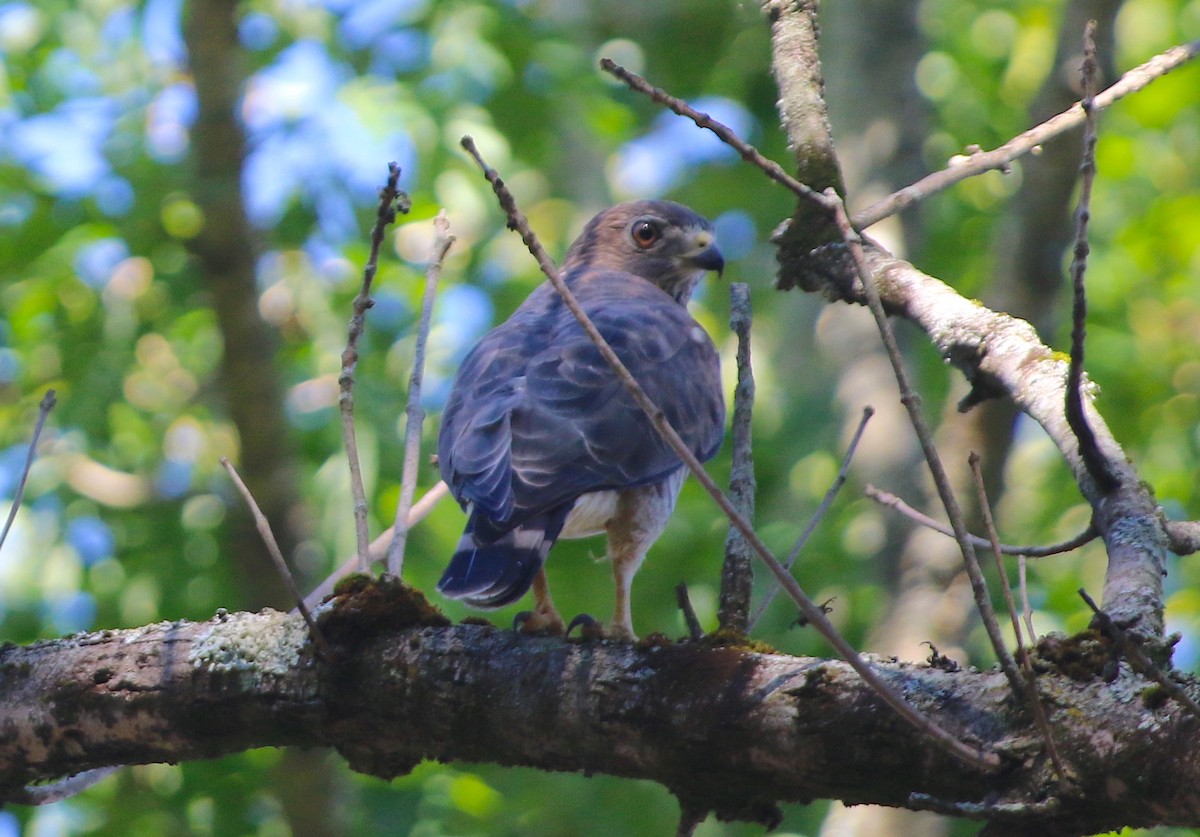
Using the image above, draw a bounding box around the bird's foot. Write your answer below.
[512,608,566,636]
[565,613,636,642]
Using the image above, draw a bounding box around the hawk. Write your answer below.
[436,200,725,639]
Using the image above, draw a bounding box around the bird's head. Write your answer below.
[563,200,724,303]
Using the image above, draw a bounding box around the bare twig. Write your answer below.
[1079,588,1200,722]
[10,767,118,806]
[675,582,704,641]
[604,43,1200,234]
[1019,554,1036,643]
[719,283,756,633]
[342,163,409,571]
[749,405,873,630]
[221,457,332,660]
[908,792,1061,820]
[865,485,1098,557]
[853,40,1200,228]
[600,58,825,205]
[302,480,450,610]
[461,135,997,773]
[969,453,1066,781]
[826,191,1019,703]
[1065,22,1120,497]
[0,389,56,555]
[386,211,454,577]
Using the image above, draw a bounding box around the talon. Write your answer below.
[566,613,605,641]
[514,609,565,636]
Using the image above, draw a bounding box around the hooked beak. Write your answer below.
[685,229,725,277]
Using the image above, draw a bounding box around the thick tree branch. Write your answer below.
[761,4,1169,643]
[795,248,1167,638]
[3,595,1200,833]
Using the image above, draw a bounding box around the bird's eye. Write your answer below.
[631,220,661,249]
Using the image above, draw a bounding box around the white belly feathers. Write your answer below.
[559,490,620,539]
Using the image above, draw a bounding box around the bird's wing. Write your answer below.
[437,271,724,532]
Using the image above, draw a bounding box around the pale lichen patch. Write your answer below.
[187,610,307,675]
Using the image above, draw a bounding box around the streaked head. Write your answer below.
[563,200,724,302]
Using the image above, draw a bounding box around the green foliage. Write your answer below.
[2,0,1199,834]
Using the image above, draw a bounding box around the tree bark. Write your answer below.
[2,586,1199,835]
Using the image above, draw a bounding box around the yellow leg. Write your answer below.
[609,548,640,641]
[605,472,686,641]
[519,568,565,635]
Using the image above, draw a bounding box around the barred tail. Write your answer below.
[437,507,570,609]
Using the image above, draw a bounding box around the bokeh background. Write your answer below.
[1,0,1199,834]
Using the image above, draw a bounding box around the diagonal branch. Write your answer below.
[221,458,332,660]
[600,49,1044,685]
[460,135,998,773]
[825,192,1023,701]
[853,39,1200,228]
[302,480,450,610]
[749,406,872,630]
[970,452,1067,782]
[865,484,1098,557]
[0,389,56,555]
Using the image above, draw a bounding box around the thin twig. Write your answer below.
[749,405,873,630]
[969,453,1066,781]
[302,480,450,611]
[1065,22,1119,496]
[908,792,1062,819]
[675,582,704,641]
[865,485,1097,557]
[600,58,824,205]
[602,45,1200,232]
[853,40,1200,228]
[461,135,997,773]
[342,163,409,571]
[1019,553,1036,642]
[1080,588,1200,722]
[0,389,56,555]
[11,767,119,806]
[221,457,333,660]
[719,282,755,633]
[826,191,1019,704]
[386,211,454,577]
